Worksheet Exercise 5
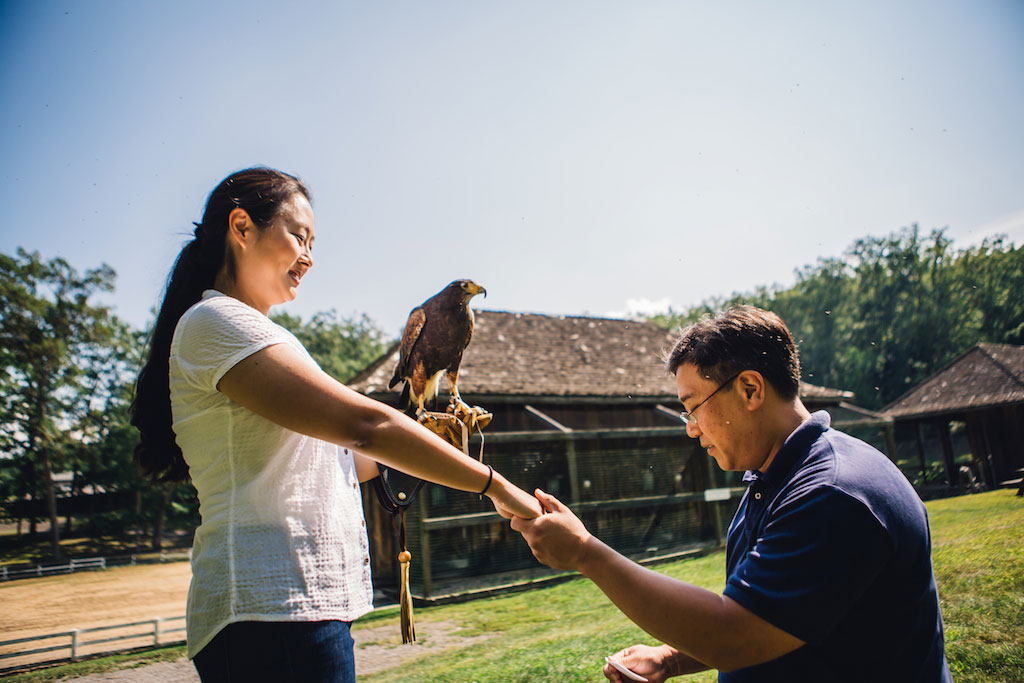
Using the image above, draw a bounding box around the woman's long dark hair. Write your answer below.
[130,167,311,482]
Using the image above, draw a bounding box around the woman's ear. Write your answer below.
[227,207,254,248]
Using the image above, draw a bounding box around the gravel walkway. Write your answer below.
[64,619,490,681]
[65,659,199,682]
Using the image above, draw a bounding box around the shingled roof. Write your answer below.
[348,310,851,402]
[883,343,1024,419]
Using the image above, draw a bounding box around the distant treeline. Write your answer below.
[647,225,1024,410]
[0,247,389,559]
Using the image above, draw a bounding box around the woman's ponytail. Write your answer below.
[130,167,310,482]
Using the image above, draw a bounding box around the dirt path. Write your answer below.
[1,562,192,639]
[2,563,490,680]
[62,619,490,681]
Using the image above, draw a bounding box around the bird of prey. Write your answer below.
[389,279,486,421]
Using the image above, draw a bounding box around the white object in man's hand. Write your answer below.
[606,656,649,682]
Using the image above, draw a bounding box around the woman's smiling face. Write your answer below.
[234,193,315,313]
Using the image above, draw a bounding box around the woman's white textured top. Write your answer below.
[169,290,373,658]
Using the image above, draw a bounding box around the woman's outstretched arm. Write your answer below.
[217,342,541,519]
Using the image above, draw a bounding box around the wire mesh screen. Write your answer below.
[414,437,571,518]
[572,436,705,500]
[581,501,709,556]
[397,432,732,597]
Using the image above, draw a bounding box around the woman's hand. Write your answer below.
[487,474,542,519]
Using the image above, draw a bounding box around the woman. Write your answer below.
[130,167,541,682]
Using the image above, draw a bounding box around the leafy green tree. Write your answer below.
[0,249,118,559]
[59,320,154,543]
[955,235,1024,344]
[644,227,1022,411]
[770,257,850,390]
[271,309,390,382]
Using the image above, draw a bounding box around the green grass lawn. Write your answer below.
[357,489,1023,682]
[358,550,724,683]
[927,490,1024,682]
[4,490,1021,682]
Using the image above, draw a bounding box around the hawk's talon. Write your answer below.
[447,397,473,424]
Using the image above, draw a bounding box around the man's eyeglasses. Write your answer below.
[679,372,742,426]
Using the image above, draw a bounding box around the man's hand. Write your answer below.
[603,644,678,682]
[510,490,592,571]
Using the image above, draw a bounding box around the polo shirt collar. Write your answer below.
[743,410,832,488]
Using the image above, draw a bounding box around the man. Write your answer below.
[511,306,951,682]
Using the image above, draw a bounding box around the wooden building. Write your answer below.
[882,343,1024,493]
[349,310,865,600]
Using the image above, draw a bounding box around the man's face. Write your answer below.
[675,362,757,472]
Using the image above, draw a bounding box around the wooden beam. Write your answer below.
[470,425,688,444]
[655,404,685,421]
[464,394,677,406]
[524,405,572,432]
[421,490,746,530]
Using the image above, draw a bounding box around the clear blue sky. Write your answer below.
[2,1,1022,337]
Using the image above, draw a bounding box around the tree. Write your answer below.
[271,309,390,382]
[772,257,850,390]
[642,227,1023,411]
[955,235,1024,345]
[61,320,153,542]
[0,249,118,560]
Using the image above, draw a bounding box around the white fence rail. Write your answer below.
[0,616,186,672]
[1,550,191,581]
[0,557,107,580]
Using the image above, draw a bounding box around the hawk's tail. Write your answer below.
[398,382,417,417]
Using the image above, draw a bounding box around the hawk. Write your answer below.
[389,279,486,421]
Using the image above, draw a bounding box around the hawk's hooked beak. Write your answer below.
[470,283,487,298]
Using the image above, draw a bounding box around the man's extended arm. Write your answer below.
[512,490,804,673]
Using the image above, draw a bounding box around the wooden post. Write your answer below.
[524,405,579,504]
[883,423,898,461]
[566,438,581,505]
[71,629,80,661]
[914,422,928,483]
[937,419,957,489]
[711,500,725,547]
[417,493,432,599]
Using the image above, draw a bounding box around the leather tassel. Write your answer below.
[398,549,416,643]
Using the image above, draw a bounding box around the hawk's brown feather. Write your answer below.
[389,279,486,414]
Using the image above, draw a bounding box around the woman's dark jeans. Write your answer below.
[193,620,356,683]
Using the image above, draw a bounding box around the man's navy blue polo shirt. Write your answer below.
[720,411,951,682]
